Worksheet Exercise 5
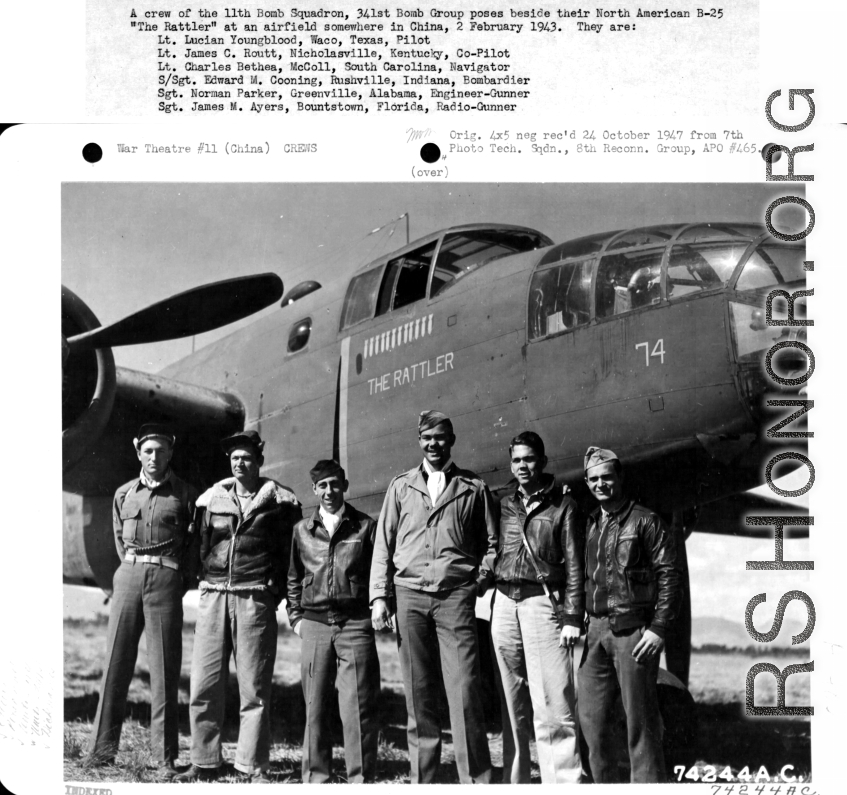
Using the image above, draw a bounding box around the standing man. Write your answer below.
[578,447,681,783]
[176,431,301,783]
[370,410,497,784]
[486,431,583,784]
[87,423,199,779]
[288,459,381,783]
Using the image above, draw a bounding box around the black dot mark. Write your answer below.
[761,143,782,164]
[82,143,103,163]
[420,143,441,163]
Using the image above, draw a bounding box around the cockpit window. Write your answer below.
[375,241,438,316]
[528,258,593,340]
[595,248,664,319]
[340,266,383,330]
[430,229,548,298]
[538,234,608,266]
[342,226,550,332]
[736,244,806,291]
[526,223,804,344]
[667,241,747,299]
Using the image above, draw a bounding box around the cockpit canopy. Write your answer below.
[528,222,806,341]
[340,224,553,332]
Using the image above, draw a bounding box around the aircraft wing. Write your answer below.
[690,467,810,538]
[534,436,810,539]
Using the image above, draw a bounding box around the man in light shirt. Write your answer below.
[87,423,198,779]
[370,410,497,784]
[287,459,380,783]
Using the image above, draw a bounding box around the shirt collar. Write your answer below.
[319,503,346,523]
[520,487,541,508]
[600,497,632,521]
[139,468,171,490]
[422,458,453,477]
[515,473,554,503]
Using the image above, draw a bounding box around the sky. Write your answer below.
[61,182,811,638]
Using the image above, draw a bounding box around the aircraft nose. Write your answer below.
[730,301,810,421]
[736,355,809,423]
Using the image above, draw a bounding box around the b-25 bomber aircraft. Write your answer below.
[62,217,808,684]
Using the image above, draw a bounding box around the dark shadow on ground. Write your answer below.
[579,695,811,783]
[696,703,810,776]
[66,681,810,783]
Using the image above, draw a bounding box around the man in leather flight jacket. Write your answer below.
[578,446,681,783]
[177,430,301,783]
[287,459,380,783]
[87,423,199,779]
[483,431,584,784]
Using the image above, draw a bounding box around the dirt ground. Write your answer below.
[64,617,811,784]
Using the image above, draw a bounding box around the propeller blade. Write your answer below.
[67,273,283,351]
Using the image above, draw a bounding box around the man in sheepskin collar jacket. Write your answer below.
[177,430,301,783]
[196,474,298,600]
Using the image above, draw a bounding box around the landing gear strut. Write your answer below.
[664,510,695,687]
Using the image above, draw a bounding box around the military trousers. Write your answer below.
[187,588,277,774]
[490,591,581,784]
[299,617,380,783]
[578,615,665,783]
[394,582,492,784]
[88,559,183,764]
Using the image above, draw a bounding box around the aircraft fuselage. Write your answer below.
[64,222,806,590]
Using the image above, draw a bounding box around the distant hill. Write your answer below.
[692,615,810,651]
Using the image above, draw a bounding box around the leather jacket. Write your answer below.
[487,475,585,627]
[197,477,301,603]
[287,503,377,629]
[585,499,680,636]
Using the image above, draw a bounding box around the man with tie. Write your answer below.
[578,446,681,783]
[370,410,498,784]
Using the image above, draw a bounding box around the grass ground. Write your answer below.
[64,617,811,784]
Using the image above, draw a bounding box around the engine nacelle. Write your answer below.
[62,286,117,473]
[63,493,120,593]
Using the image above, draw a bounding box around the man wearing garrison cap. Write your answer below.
[177,430,301,783]
[287,459,380,783]
[578,446,681,783]
[87,424,199,779]
[370,410,498,783]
